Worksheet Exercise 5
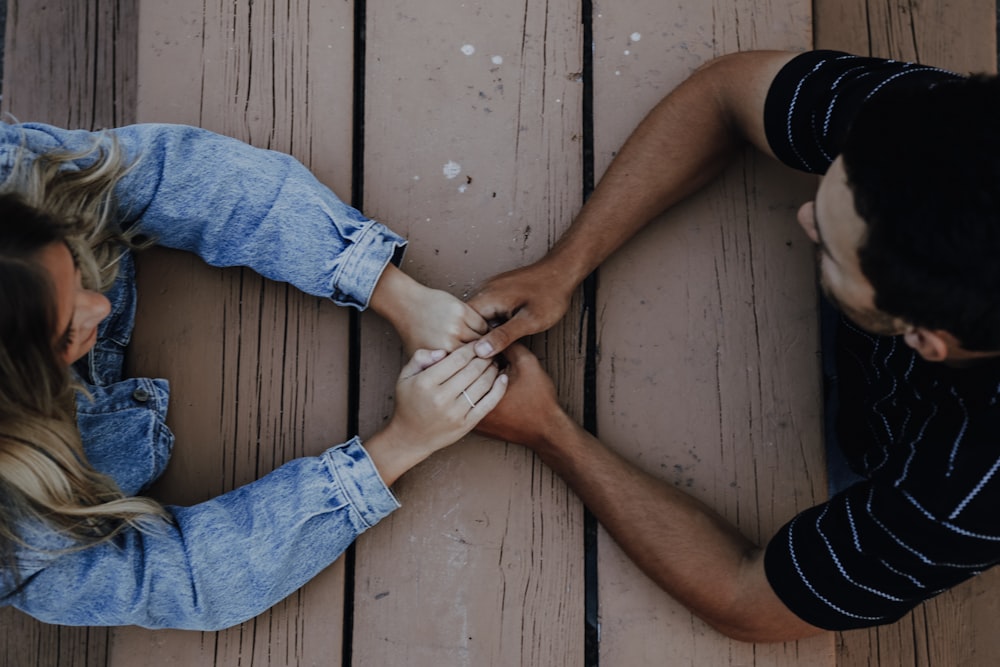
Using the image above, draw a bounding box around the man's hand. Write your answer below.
[369,264,488,353]
[474,343,566,449]
[466,261,576,359]
[466,52,799,362]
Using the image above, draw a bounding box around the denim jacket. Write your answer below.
[0,122,405,630]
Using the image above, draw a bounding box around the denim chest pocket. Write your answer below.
[76,378,174,496]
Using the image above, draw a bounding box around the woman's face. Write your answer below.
[36,241,111,364]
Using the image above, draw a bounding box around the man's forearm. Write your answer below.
[536,412,821,642]
[546,83,738,287]
[538,414,756,623]
[465,52,796,359]
[544,51,795,289]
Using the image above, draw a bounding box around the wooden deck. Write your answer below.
[2,0,998,665]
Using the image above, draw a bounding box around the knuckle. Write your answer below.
[456,344,475,362]
[492,328,511,346]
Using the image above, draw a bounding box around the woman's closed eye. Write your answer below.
[57,321,75,354]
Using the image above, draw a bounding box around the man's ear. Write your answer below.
[902,326,950,361]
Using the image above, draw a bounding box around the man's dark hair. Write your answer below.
[841,74,1000,351]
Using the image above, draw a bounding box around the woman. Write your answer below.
[0,121,506,629]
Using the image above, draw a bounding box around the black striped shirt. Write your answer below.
[761,51,1000,630]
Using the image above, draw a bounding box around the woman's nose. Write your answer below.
[77,289,111,328]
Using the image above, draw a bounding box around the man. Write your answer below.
[467,50,1000,641]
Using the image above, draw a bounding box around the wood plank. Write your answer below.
[815,0,995,74]
[591,1,834,664]
[1,0,136,129]
[812,2,1000,665]
[0,2,136,665]
[351,1,587,665]
[108,1,357,665]
[0,616,109,667]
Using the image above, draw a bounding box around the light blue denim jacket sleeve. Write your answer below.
[14,438,397,630]
[0,122,404,629]
[2,122,407,307]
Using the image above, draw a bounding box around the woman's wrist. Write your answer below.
[368,264,413,327]
[363,425,429,487]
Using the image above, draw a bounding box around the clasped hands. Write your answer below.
[370,259,573,471]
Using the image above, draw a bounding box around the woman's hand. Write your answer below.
[399,285,488,354]
[363,343,508,485]
[369,264,488,354]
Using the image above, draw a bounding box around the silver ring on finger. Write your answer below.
[461,390,477,408]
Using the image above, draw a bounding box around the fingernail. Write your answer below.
[430,349,447,361]
[499,374,509,384]
[475,341,493,357]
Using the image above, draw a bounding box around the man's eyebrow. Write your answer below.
[813,209,840,267]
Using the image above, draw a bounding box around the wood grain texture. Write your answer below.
[352,1,587,665]
[815,0,995,74]
[590,0,834,664]
[813,2,1000,665]
[1,0,137,129]
[109,1,357,665]
[0,617,108,667]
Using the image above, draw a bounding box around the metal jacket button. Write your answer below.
[132,388,150,403]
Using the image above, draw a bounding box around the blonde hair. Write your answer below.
[0,131,167,585]
[3,131,139,290]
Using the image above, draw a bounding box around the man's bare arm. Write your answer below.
[477,345,824,642]
[469,50,798,357]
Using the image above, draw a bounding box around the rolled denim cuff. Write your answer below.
[329,221,407,310]
[323,437,401,528]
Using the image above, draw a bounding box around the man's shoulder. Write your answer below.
[764,51,963,174]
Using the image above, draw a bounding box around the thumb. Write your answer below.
[400,348,447,379]
[474,317,533,358]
